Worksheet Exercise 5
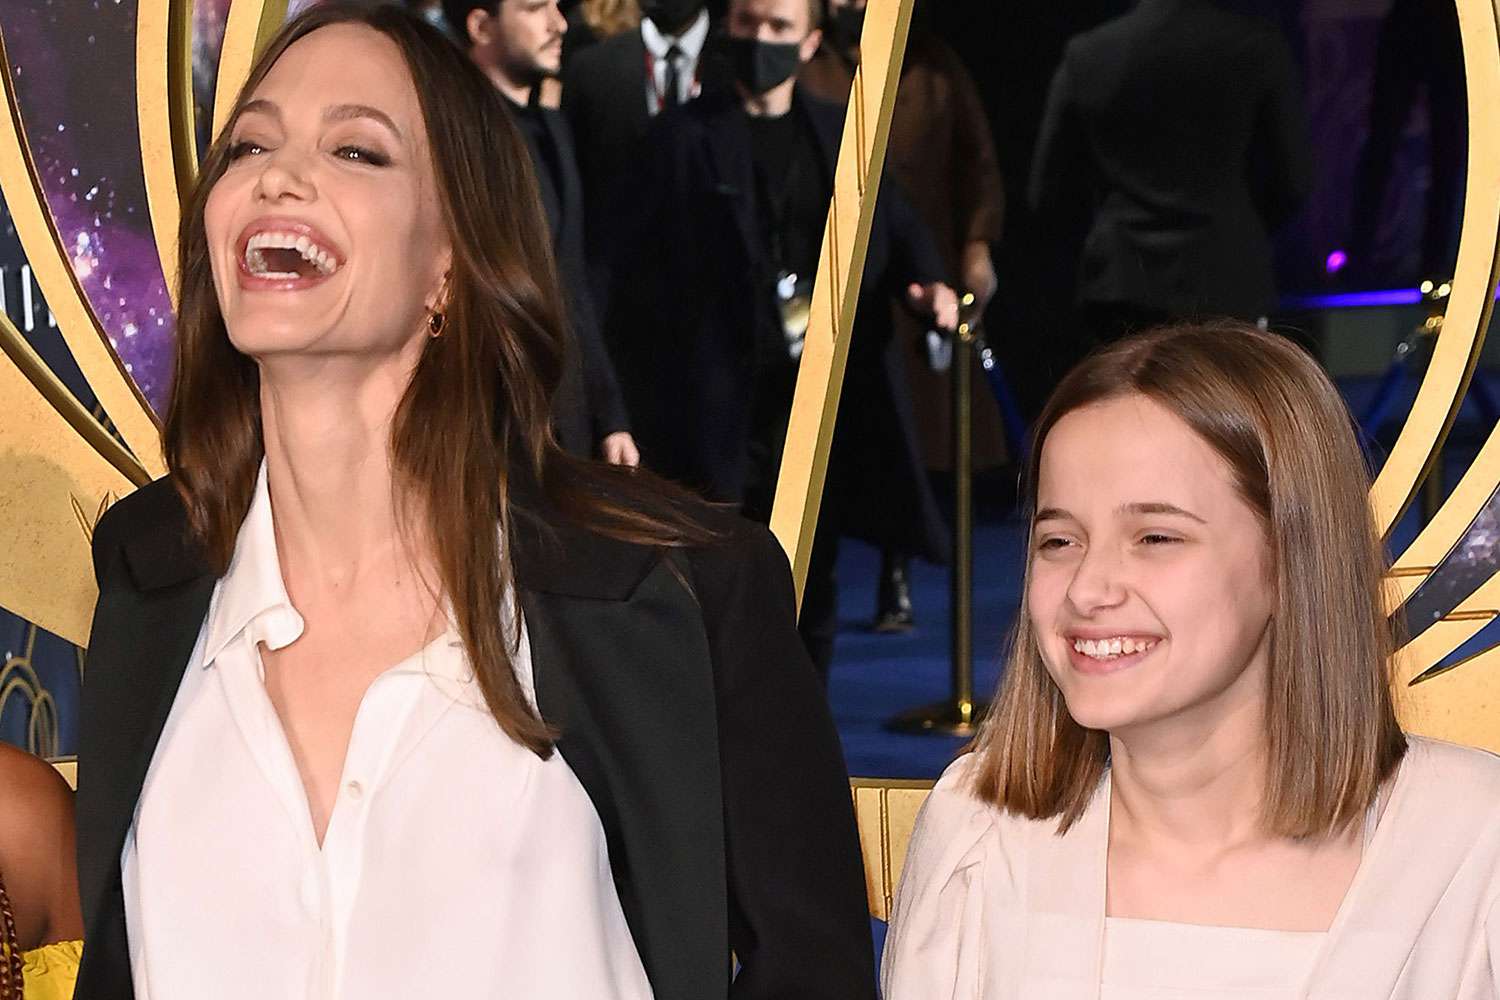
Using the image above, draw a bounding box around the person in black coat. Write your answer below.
[561,0,729,293]
[601,0,957,677]
[1030,0,1312,343]
[445,0,638,462]
[74,7,874,998]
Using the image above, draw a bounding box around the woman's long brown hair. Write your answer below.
[164,3,715,757]
[967,322,1406,839]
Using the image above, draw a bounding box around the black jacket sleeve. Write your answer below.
[571,273,632,442]
[689,524,877,1000]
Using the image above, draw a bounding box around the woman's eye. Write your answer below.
[1036,537,1074,552]
[334,145,390,166]
[227,140,265,160]
[1139,533,1181,545]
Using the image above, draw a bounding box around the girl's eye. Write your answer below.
[1036,537,1074,552]
[227,140,265,160]
[334,145,390,166]
[1140,533,1181,545]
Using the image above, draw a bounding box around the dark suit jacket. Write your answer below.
[74,475,875,1000]
[1029,0,1311,319]
[562,27,650,230]
[562,26,732,306]
[603,89,950,559]
[512,100,631,453]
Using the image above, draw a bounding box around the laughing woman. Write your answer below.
[73,5,872,999]
[882,323,1500,999]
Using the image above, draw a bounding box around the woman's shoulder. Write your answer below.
[1399,734,1500,810]
[89,476,205,590]
[904,754,1032,879]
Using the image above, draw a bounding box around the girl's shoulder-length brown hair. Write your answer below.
[967,321,1407,840]
[164,2,716,759]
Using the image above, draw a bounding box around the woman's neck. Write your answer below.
[257,357,429,600]
[1108,680,1269,850]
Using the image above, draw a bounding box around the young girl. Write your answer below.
[883,322,1500,999]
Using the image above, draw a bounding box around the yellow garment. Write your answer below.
[21,939,80,1000]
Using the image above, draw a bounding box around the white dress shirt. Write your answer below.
[641,9,711,114]
[121,463,653,1000]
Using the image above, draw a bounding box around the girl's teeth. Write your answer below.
[1072,637,1156,660]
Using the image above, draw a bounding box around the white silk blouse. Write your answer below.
[120,463,653,1000]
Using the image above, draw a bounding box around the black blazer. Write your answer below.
[74,476,876,1000]
[601,89,948,541]
[514,101,632,452]
[1029,0,1312,319]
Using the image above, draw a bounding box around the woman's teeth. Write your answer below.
[1072,636,1157,660]
[243,231,339,278]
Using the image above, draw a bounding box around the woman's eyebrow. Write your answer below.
[231,100,403,142]
[323,102,403,141]
[1034,503,1207,524]
[1118,501,1207,523]
[235,98,281,124]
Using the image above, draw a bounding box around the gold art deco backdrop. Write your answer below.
[0,0,1498,758]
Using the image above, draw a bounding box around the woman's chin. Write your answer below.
[224,322,328,359]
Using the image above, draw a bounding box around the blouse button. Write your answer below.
[345,780,364,800]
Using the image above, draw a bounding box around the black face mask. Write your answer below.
[828,5,866,48]
[726,36,803,95]
[638,0,704,33]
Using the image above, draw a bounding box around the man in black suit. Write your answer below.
[603,0,957,679]
[561,0,728,282]
[1030,0,1312,344]
[446,0,638,464]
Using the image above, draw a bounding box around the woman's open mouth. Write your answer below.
[235,219,344,290]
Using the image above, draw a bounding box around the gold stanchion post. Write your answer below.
[888,294,990,736]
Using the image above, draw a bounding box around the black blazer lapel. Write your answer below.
[510,502,729,1000]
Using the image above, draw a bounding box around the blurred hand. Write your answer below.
[961,240,997,315]
[600,431,641,467]
[907,281,960,332]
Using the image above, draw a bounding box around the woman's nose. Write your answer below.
[1065,544,1128,614]
[253,150,316,203]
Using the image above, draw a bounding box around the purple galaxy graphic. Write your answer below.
[1403,481,1500,672]
[3,0,325,418]
[4,0,175,414]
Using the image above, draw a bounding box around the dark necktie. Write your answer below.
[661,44,683,109]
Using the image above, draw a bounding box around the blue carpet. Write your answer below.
[829,521,1026,779]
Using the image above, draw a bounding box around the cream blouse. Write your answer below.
[882,736,1500,999]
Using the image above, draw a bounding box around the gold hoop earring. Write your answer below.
[428,309,447,338]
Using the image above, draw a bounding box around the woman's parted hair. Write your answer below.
[165,2,713,757]
[967,322,1406,839]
